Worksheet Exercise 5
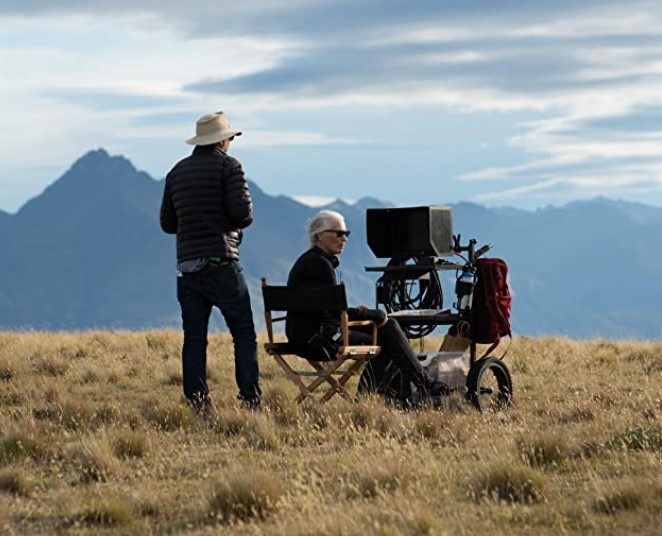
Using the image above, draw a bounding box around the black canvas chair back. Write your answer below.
[262,284,347,313]
[261,278,380,404]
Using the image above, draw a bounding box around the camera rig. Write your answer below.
[364,205,492,341]
[363,205,512,411]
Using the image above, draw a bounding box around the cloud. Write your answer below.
[44,89,184,111]
[461,101,662,204]
[585,105,662,132]
[5,3,660,112]
[476,171,662,205]
[0,0,661,210]
[293,195,349,207]
[182,5,662,208]
[177,5,662,112]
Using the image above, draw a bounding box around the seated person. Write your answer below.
[285,209,443,401]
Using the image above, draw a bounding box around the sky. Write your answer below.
[0,0,661,213]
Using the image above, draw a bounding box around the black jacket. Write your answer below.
[286,246,386,344]
[160,145,253,262]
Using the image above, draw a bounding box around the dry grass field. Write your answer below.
[1,330,662,535]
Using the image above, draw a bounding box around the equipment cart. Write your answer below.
[364,206,513,412]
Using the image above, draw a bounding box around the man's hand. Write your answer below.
[370,308,388,327]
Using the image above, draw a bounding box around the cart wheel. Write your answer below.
[466,357,512,412]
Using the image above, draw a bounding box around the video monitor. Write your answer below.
[366,205,453,258]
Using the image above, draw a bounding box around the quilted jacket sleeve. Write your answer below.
[159,179,177,234]
[347,307,387,324]
[304,254,340,328]
[223,157,254,230]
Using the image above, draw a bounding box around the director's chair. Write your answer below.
[261,278,381,404]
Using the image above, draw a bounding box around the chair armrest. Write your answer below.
[346,319,380,345]
[338,345,381,357]
[347,320,375,327]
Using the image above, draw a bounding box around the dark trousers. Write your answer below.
[353,319,429,396]
[177,261,260,403]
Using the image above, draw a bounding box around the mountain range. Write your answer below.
[1,148,661,340]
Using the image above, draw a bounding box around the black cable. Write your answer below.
[376,256,444,339]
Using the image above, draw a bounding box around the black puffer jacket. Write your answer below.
[286,246,386,344]
[160,145,253,262]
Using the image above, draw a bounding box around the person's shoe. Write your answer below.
[429,380,449,398]
[190,394,218,423]
[200,400,218,422]
[238,396,261,412]
[417,380,449,409]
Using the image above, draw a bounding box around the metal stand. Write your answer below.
[365,237,486,367]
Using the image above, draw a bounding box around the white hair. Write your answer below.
[307,210,345,246]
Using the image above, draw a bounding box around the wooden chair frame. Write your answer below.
[261,278,380,404]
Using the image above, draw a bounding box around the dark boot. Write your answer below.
[238,395,261,411]
[189,393,218,422]
[418,372,449,407]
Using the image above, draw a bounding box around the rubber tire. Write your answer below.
[465,357,512,412]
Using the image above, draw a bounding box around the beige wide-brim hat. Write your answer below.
[186,111,243,145]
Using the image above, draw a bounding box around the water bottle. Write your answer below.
[456,269,475,310]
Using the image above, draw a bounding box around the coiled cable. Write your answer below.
[375,256,444,339]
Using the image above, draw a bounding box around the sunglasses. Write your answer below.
[322,230,351,238]
[228,135,235,141]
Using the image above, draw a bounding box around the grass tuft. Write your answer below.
[32,356,69,377]
[142,400,197,431]
[164,370,182,386]
[0,385,24,407]
[344,401,381,430]
[0,428,48,464]
[80,367,100,384]
[263,386,299,425]
[400,511,437,536]
[605,424,662,452]
[94,403,122,425]
[213,410,280,450]
[411,411,448,443]
[470,464,545,504]
[59,399,95,430]
[0,367,13,382]
[112,429,148,459]
[78,498,134,527]
[39,398,121,430]
[345,460,406,499]
[300,401,332,430]
[518,432,573,467]
[32,407,61,422]
[594,481,655,514]
[208,471,281,522]
[137,498,160,518]
[0,468,32,496]
[213,410,248,437]
[557,405,595,424]
[70,441,119,483]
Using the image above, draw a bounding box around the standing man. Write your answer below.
[160,111,261,415]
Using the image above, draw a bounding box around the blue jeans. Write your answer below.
[177,261,260,403]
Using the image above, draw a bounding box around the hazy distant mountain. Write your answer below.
[452,200,662,339]
[0,149,386,331]
[1,148,661,339]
